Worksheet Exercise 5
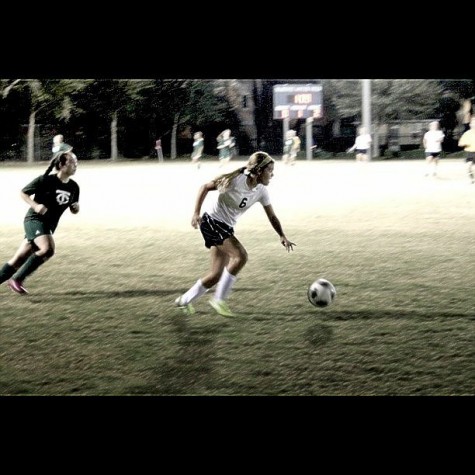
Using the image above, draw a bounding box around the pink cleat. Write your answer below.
[7,279,29,295]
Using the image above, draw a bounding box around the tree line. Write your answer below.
[0,79,472,161]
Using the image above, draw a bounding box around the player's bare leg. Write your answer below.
[175,247,227,314]
[425,155,434,176]
[201,247,229,288]
[433,157,438,176]
[208,237,247,317]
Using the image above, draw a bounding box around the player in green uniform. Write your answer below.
[191,131,204,169]
[217,129,235,167]
[282,130,293,164]
[0,144,80,294]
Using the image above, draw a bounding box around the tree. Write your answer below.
[2,79,51,162]
[130,79,230,159]
[73,79,143,160]
[322,79,444,155]
[438,79,475,99]
[326,79,443,122]
[214,79,258,151]
[1,79,90,162]
[121,79,187,159]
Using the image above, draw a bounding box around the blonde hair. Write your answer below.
[214,151,274,192]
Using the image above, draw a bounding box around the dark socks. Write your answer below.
[0,263,16,284]
[14,254,45,282]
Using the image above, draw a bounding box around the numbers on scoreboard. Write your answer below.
[294,93,313,105]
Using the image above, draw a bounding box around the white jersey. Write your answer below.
[354,134,372,150]
[205,172,271,227]
[424,130,444,153]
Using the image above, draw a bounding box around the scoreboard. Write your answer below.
[273,84,323,119]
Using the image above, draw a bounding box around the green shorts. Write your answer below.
[24,219,53,242]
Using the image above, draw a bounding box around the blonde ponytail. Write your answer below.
[213,151,274,192]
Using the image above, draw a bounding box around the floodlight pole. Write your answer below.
[283,116,290,149]
[362,79,372,160]
[306,117,313,160]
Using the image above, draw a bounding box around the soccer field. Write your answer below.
[0,157,474,395]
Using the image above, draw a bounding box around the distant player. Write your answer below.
[290,131,301,165]
[347,126,372,161]
[282,130,293,164]
[461,98,472,132]
[0,145,80,294]
[283,130,300,165]
[174,151,295,317]
[423,121,445,177]
[154,138,164,162]
[52,134,72,154]
[458,117,475,184]
[217,129,235,167]
[191,131,204,169]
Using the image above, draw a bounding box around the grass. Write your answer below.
[0,157,474,395]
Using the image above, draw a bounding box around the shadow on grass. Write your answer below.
[305,322,334,347]
[187,307,475,323]
[319,309,475,321]
[38,289,179,300]
[127,315,227,396]
[130,316,335,394]
[40,287,257,302]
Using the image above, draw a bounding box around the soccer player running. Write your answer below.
[458,117,475,184]
[216,129,235,167]
[0,144,80,294]
[175,151,295,317]
[347,126,372,162]
[191,131,204,169]
[423,121,445,177]
[52,134,71,153]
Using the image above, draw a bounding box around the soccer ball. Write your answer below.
[307,278,336,307]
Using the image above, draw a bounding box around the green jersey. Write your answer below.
[22,174,80,233]
[217,136,235,160]
[192,138,204,159]
[283,138,293,155]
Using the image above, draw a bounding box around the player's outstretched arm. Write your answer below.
[263,204,296,252]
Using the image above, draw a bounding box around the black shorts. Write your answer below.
[200,212,234,248]
[425,152,441,158]
[355,149,368,154]
[24,219,53,242]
